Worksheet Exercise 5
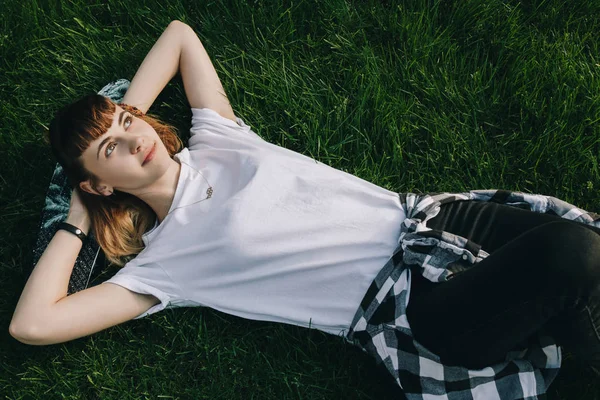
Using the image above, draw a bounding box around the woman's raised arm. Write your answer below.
[177,21,237,122]
[122,20,236,123]
[9,193,160,345]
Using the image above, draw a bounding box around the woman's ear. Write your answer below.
[79,180,107,196]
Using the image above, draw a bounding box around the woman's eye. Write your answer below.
[106,142,116,158]
[106,116,132,158]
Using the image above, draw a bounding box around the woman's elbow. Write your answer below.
[167,20,190,32]
[9,320,44,345]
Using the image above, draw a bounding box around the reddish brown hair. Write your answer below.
[47,94,184,267]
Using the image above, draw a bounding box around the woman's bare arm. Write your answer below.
[178,22,237,122]
[122,20,236,122]
[9,211,159,345]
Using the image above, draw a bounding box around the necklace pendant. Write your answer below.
[206,187,213,198]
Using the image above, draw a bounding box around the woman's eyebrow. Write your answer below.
[96,110,127,160]
[117,110,126,126]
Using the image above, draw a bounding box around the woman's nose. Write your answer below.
[131,135,145,153]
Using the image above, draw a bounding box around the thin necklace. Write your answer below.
[164,159,213,217]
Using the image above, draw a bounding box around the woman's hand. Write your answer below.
[66,189,91,235]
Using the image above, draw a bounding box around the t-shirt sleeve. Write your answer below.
[189,107,263,141]
[101,261,180,320]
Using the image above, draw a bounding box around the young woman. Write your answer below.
[10,20,600,398]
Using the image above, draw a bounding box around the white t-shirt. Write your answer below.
[103,108,406,335]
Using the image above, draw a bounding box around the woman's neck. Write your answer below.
[136,158,182,225]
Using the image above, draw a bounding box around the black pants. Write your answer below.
[405,200,600,369]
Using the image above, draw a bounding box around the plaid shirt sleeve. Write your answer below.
[346,189,600,400]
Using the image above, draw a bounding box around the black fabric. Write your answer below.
[407,200,600,369]
[429,200,600,251]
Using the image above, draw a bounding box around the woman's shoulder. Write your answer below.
[189,107,261,141]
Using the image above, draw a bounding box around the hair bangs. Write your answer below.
[48,94,115,170]
[69,95,116,156]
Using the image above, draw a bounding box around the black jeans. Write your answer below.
[405,200,600,369]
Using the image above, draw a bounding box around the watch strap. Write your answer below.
[58,221,87,243]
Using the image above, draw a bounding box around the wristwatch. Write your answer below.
[58,221,87,243]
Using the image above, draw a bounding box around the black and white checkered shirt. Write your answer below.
[347,189,600,400]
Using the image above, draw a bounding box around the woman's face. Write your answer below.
[78,104,169,196]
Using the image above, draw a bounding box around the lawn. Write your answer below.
[2,0,600,398]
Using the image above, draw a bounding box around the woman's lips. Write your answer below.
[143,143,156,166]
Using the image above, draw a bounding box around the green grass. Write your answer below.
[2,0,600,398]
